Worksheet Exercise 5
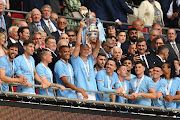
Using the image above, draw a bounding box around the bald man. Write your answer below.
[28,8,51,39]
[132,20,144,32]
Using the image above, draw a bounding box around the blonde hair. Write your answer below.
[0,32,7,54]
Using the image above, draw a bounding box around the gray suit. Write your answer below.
[165,41,180,61]
[28,22,51,39]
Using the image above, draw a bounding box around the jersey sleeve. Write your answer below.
[0,56,6,69]
[54,62,67,78]
[36,64,46,77]
[147,77,155,89]
[13,57,22,76]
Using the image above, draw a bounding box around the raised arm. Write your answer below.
[92,36,102,59]
[72,20,85,58]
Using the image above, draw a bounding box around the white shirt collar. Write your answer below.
[157,55,166,63]
[19,40,23,46]
[58,29,65,35]
[9,37,17,43]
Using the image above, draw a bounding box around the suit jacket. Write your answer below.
[152,55,164,67]
[111,0,133,29]
[83,0,117,21]
[4,15,12,33]
[7,37,13,48]
[165,41,180,61]
[121,41,131,55]
[28,22,51,39]
[16,40,24,56]
[40,19,58,31]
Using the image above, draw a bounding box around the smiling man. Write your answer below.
[0,43,27,91]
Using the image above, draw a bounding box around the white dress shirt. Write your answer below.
[43,18,57,32]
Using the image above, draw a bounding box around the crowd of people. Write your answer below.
[0,0,180,111]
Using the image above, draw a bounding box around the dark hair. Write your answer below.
[106,58,119,70]
[117,29,126,36]
[117,65,126,71]
[18,26,29,37]
[164,62,176,79]
[45,36,55,43]
[128,28,137,35]
[23,40,34,46]
[135,61,146,67]
[152,36,166,44]
[136,38,147,44]
[97,53,106,58]
[122,57,133,64]
[59,45,70,52]
[8,43,19,49]
[0,27,5,33]
[153,65,162,69]
[156,45,169,54]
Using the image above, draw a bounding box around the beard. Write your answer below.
[129,36,137,42]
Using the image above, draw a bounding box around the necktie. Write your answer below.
[0,16,5,30]
[142,55,149,68]
[172,43,179,59]
[48,20,53,33]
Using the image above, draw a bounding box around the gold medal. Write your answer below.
[88,77,90,81]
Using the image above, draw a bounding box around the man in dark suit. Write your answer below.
[153,46,169,67]
[0,0,12,33]
[28,8,51,39]
[112,0,133,29]
[121,28,138,55]
[17,27,30,55]
[7,26,19,48]
[166,28,180,61]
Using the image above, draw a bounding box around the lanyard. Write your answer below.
[41,62,53,83]
[60,58,73,84]
[119,80,127,92]
[6,55,14,78]
[165,79,173,95]
[22,54,34,80]
[134,75,145,93]
[81,58,90,79]
[107,75,113,89]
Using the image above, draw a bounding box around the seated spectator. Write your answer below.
[71,21,101,100]
[14,40,48,93]
[125,44,137,60]
[96,58,122,102]
[28,8,51,39]
[151,36,166,53]
[121,28,138,55]
[38,30,47,48]
[152,65,167,107]
[59,33,69,43]
[138,0,164,26]
[162,62,180,109]
[0,43,27,91]
[0,32,7,57]
[116,30,126,48]
[94,53,106,74]
[12,20,21,26]
[137,31,145,39]
[126,61,156,106]
[111,46,122,65]
[36,50,65,96]
[17,21,28,27]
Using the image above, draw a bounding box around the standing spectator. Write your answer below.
[132,20,144,32]
[111,46,123,65]
[25,11,32,25]
[66,30,76,44]
[28,8,51,39]
[116,30,126,48]
[0,0,11,32]
[166,28,180,61]
[7,26,19,48]
[138,0,164,26]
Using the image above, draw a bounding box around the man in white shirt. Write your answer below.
[7,26,19,47]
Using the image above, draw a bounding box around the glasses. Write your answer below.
[107,46,113,49]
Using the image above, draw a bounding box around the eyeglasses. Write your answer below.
[107,46,113,49]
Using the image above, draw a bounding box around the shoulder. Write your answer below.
[4,15,12,20]
[0,55,6,61]
[14,55,23,61]
[144,76,152,81]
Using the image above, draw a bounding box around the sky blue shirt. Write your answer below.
[0,15,6,31]
[34,22,44,31]
[116,80,130,103]
[153,78,167,107]
[36,62,54,96]
[0,55,17,91]
[96,69,119,101]
[164,77,180,109]
[130,75,155,106]
[54,59,77,98]
[14,55,35,93]
[71,55,97,94]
